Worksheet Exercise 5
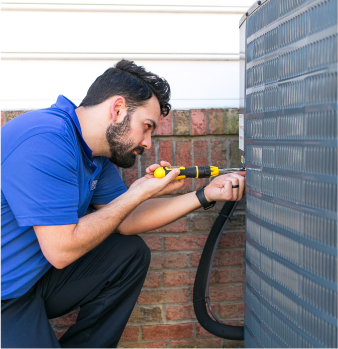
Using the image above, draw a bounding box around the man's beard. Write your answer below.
[105,111,144,168]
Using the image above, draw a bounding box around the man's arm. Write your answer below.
[93,167,245,235]
[114,171,245,235]
[115,192,200,235]
[33,169,181,269]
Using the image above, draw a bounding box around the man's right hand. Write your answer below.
[129,161,184,198]
[129,165,183,199]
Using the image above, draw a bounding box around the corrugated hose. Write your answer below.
[193,201,244,340]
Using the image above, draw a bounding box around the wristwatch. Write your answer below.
[196,186,216,210]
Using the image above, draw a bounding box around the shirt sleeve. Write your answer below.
[1,132,80,227]
[90,158,127,205]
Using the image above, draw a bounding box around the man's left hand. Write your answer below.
[204,172,246,203]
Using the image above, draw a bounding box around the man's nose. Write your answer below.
[141,133,152,150]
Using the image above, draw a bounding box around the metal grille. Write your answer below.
[240,0,337,347]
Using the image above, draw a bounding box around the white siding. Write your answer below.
[1,0,253,110]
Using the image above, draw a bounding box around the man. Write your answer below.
[1,60,245,348]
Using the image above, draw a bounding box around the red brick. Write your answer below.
[224,339,245,348]
[121,326,139,341]
[1,111,4,127]
[191,109,207,135]
[138,288,189,305]
[189,214,217,231]
[223,214,246,231]
[165,234,208,251]
[163,270,194,286]
[119,341,168,348]
[142,323,193,340]
[164,270,215,287]
[54,310,79,327]
[122,162,139,188]
[129,306,162,322]
[219,232,245,248]
[191,252,203,266]
[172,338,222,348]
[218,267,245,283]
[193,140,208,166]
[208,109,225,134]
[54,329,67,340]
[196,323,215,338]
[211,139,227,169]
[175,141,192,194]
[166,302,216,321]
[140,142,156,177]
[194,177,210,191]
[173,110,190,135]
[149,252,189,269]
[150,217,188,233]
[141,236,162,250]
[158,140,173,165]
[219,303,245,318]
[208,285,243,301]
[143,272,161,288]
[166,304,195,320]
[191,250,243,267]
[226,108,239,135]
[156,111,172,135]
[175,141,192,167]
[213,250,244,267]
[175,178,192,194]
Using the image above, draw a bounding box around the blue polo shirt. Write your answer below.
[1,95,127,300]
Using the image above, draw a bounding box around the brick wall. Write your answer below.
[2,108,245,348]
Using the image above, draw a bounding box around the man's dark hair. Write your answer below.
[80,60,171,116]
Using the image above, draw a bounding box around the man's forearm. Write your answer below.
[35,188,146,269]
[118,191,201,235]
[34,168,182,269]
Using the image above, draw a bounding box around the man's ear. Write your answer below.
[110,96,126,123]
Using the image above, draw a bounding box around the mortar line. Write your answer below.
[206,109,210,134]
[137,154,141,178]
[224,108,227,134]
[191,137,195,190]
[155,139,159,164]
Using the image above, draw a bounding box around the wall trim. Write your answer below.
[1,53,239,61]
[1,3,247,13]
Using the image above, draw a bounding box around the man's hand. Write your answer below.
[129,160,184,197]
[204,171,246,202]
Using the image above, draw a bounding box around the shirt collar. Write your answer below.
[52,95,93,161]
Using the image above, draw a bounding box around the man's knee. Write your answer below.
[124,234,151,270]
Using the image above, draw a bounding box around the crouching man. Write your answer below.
[1,60,245,348]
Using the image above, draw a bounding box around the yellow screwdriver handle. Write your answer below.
[154,166,219,180]
[154,166,187,180]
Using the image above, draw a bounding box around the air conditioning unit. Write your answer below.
[239,0,337,347]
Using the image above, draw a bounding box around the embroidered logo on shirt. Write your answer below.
[91,180,98,191]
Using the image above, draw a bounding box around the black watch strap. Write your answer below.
[196,186,216,210]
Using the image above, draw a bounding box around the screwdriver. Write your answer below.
[154,166,245,180]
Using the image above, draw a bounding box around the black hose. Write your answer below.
[193,201,244,340]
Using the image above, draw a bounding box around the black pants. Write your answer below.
[1,233,150,348]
